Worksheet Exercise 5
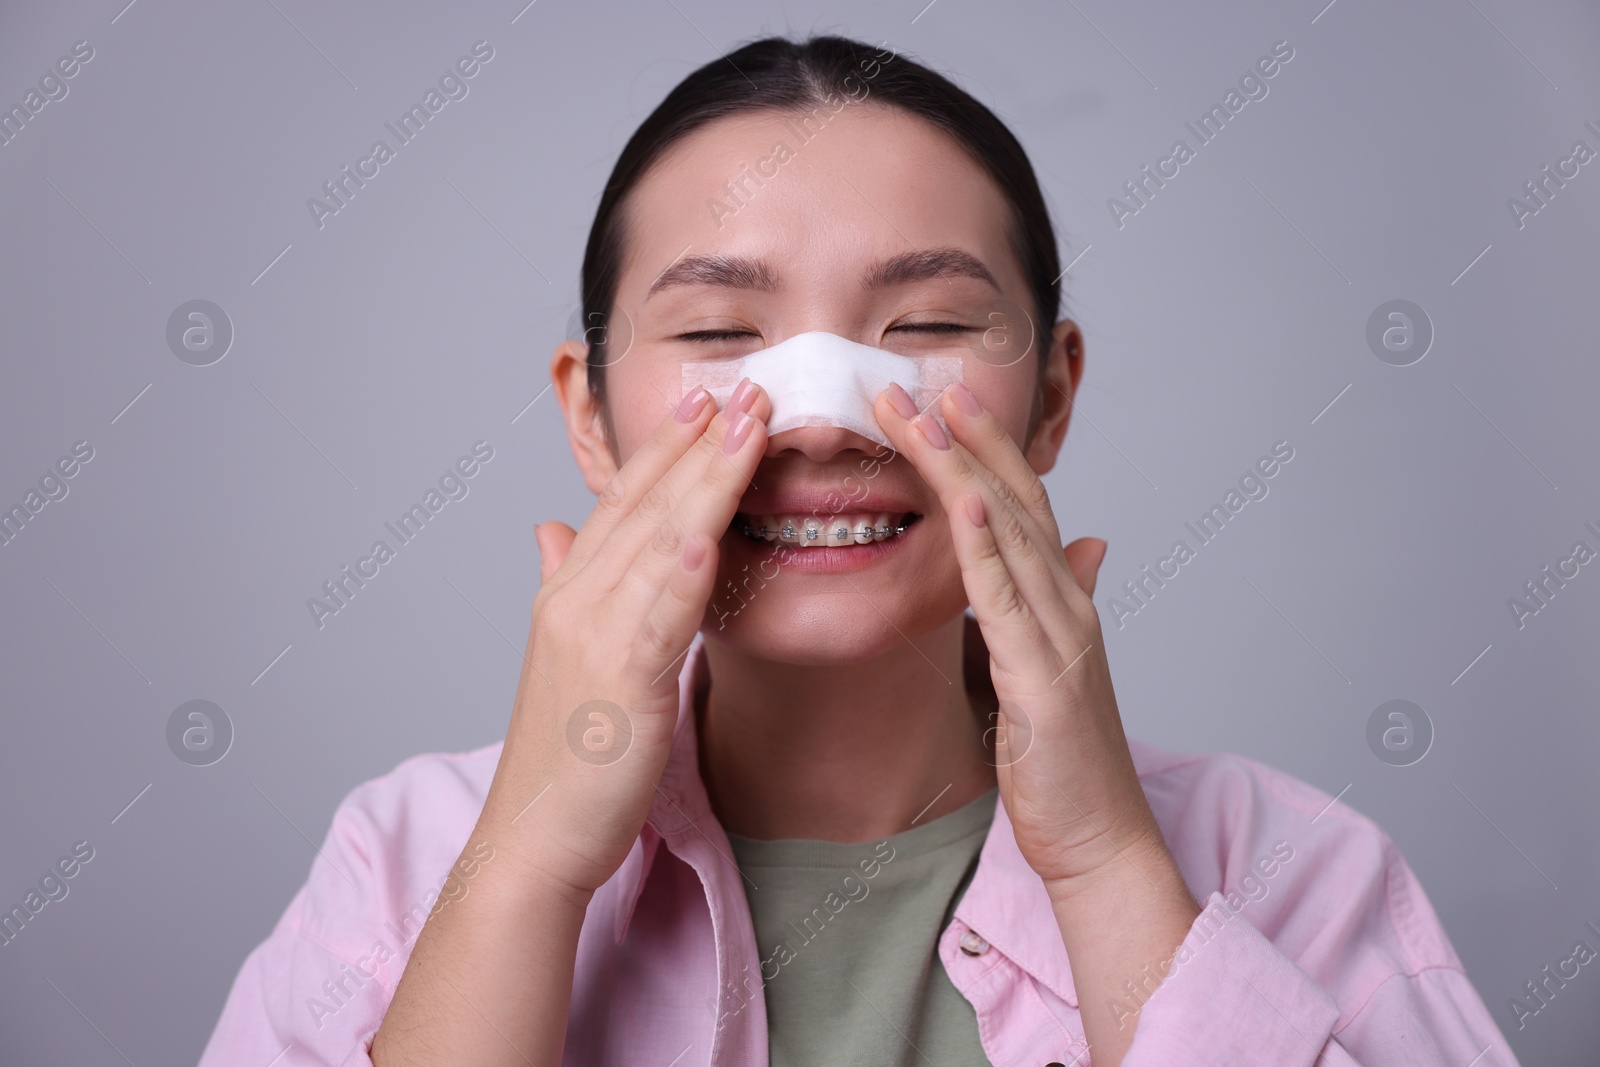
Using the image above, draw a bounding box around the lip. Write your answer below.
[721,516,920,574]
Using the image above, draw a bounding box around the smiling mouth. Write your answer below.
[734,511,921,547]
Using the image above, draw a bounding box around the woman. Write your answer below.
[200,34,1517,1067]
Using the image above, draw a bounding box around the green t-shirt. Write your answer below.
[725,786,999,1066]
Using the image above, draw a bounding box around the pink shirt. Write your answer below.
[199,633,1519,1066]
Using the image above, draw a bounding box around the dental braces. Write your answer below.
[738,520,909,541]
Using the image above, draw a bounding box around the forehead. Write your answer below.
[615,103,1025,300]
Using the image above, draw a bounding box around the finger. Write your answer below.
[594,382,770,592]
[1064,537,1108,599]
[616,404,770,607]
[883,382,1085,606]
[627,532,720,686]
[935,383,1061,542]
[563,379,774,588]
[874,385,1048,540]
[945,491,1052,676]
[536,521,578,583]
[874,388,1080,648]
[558,383,721,578]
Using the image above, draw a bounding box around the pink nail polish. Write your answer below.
[915,414,950,450]
[674,386,709,423]
[727,377,756,418]
[963,493,986,528]
[723,412,753,455]
[950,382,982,417]
[887,382,919,420]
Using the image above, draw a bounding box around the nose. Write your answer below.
[763,423,887,463]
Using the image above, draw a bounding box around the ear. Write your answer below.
[1023,318,1085,476]
[551,338,618,494]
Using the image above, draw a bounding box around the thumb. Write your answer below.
[1063,537,1108,599]
[535,521,578,583]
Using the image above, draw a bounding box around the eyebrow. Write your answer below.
[644,246,1000,299]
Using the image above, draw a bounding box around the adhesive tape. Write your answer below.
[678,331,963,450]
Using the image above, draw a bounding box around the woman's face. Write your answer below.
[556,102,1079,665]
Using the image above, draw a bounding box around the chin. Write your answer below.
[698,576,970,666]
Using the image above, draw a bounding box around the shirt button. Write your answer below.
[958,930,989,956]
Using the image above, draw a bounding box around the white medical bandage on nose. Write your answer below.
[677,331,964,450]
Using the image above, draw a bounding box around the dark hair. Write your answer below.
[579,33,1063,411]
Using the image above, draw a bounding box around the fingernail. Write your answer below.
[950,382,982,417]
[963,493,986,528]
[723,412,753,455]
[727,377,756,418]
[886,382,918,420]
[674,386,710,423]
[915,413,950,450]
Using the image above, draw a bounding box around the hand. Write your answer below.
[480,380,771,900]
[871,381,1170,893]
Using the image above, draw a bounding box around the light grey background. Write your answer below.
[2,0,1597,1063]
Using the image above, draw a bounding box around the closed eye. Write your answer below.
[888,322,970,334]
[678,324,971,342]
[677,329,760,342]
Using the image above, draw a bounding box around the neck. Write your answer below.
[696,613,997,842]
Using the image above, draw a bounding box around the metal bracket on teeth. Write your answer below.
[739,524,907,539]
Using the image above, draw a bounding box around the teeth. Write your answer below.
[738,512,911,547]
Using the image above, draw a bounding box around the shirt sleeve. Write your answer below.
[195,787,400,1067]
[1117,750,1521,1067]
[1119,890,1519,1066]
[195,923,385,1067]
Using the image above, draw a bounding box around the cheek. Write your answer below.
[962,365,1034,441]
[606,366,681,459]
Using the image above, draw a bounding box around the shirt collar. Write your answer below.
[609,620,1087,1008]
[610,631,714,944]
